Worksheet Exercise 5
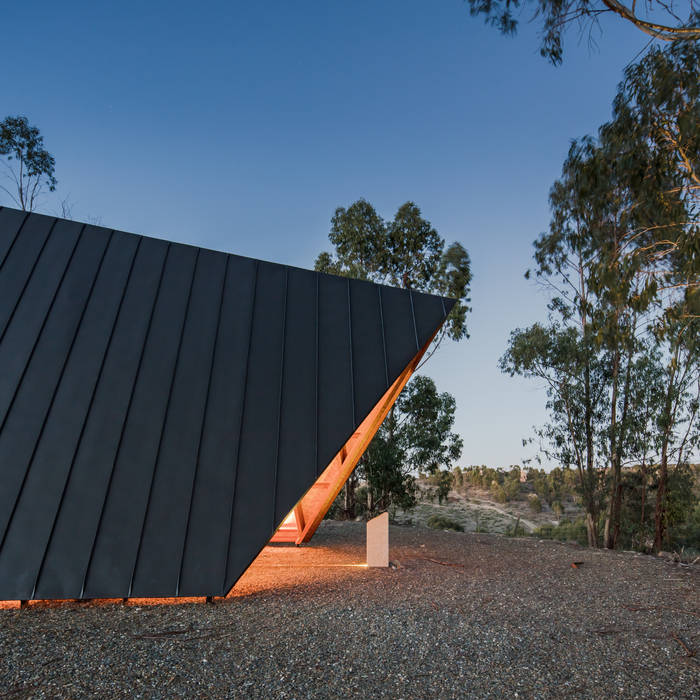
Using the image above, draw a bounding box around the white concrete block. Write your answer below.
[366,512,389,567]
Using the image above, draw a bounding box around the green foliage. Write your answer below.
[673,503,700,551]
[459,464,565,503]
[398,376,464,474]
[0,115,56,211]
[528,494,543,513]
[500,39,700,549]
[426,514,464,532]
[534,518,590,546]
[464,1,700,65]
[358,375,461,517]
[490,481,507,503]
[427,469,454,504]
[315,198,472,341]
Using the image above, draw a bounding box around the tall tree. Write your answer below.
[465,1,700,64]
[652,295,700,550]
[316,199,472,359]
[359,376,463,515]
[605,37,699,296]
[503,37,699,549]
[316,199,470,516]
[0,116,57,211]
[501,324,608,546]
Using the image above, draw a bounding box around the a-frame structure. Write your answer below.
[0,207,454,601]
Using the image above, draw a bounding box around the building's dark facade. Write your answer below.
[0,207,454,601]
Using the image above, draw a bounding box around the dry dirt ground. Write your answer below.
[1,521,698,699]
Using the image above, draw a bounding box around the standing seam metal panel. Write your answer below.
[35,237,168,599]
[225,262,288,592]
[0,228,115,598]
[78,242,175,598]
[31,234,142,599]
[273,267,317,526]
[0,209,457,600]
[175,255,230,596]
[180,256,258,597]
[84,245,198,598]
[130,249,228,596]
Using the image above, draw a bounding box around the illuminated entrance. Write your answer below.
[271,335,431,545]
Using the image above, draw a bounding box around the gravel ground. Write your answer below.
[1,521,698,699]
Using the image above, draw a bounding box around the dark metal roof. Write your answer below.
[0,207,455,600]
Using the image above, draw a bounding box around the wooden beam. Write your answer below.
[293,332,436,544]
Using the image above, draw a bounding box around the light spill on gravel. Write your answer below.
[1,521,698,699]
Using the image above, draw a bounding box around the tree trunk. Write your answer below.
[583,359,599,548]
[639,458,647,550]
[605,349,621,549]
[654,447,669,552]
[343,474,356,520]
[586,511,598,548]
[654,351,678,552]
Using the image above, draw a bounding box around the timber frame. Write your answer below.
[270,332,434,545]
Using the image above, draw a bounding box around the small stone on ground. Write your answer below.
[1,521,698,699]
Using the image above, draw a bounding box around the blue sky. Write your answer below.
[2,1,653,467]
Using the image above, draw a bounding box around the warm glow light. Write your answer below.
[1,331,437,607]
[269,332,434,547]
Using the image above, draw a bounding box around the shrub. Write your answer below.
[427,514,464,532]
[491,481,507,503]
[503,478,520,501]
[507,516,525,536]
[533,517,588,546]
[552,500,564,517]
[528,494,542,513]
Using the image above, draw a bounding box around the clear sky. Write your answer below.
[2,1,654,468]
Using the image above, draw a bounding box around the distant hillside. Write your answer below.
[394,473,582,535]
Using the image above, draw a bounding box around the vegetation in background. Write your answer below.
[0,115,56,212]
[350,376,463,517]
[426,514,464,532]
[500,39,699,551]
[316,200,470,517]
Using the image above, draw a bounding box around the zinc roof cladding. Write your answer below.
[0,207,455,600]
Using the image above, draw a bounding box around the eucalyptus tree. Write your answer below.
[316,200,470,515]
[514,135,644,548]
[0,115,57,211]
[465,1,700,64]
[501,324,609,546]
[607,38,700,548]
[652,295,700,550]
[605,37,699,296]
[503,36,699,549]
[316,199,472,357]
[359,376,462,515]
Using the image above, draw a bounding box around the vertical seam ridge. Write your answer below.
[127,249,200,597]
[32,235,141,598]
[79,242,171,598]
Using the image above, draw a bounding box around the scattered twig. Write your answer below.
[671,633,696,657]
[622,604,700,618]
[415,556,465,569]
[130,628,192,640]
